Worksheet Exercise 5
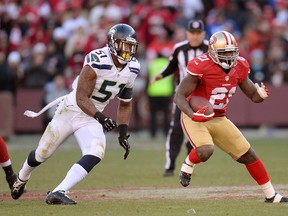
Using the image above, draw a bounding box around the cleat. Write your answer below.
[163,169,174,177]
[45,190,77,205]
[11,177,27,199]
[179,161,195,187]
[265,193,288,203]
[179,171,191,187]
[6,173,17,190]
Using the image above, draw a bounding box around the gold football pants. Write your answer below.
[181,113,250,160]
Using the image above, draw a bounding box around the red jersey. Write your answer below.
[186,52,250,117]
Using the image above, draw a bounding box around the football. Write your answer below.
[189,96,214,115]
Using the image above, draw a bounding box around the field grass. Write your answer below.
[0,131,288,216]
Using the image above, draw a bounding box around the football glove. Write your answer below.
[192,106,214,122]
[118,124,130,160]
[94,111,117,133]
[255,82,269,99]
[118,135,130,160]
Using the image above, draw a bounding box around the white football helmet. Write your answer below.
[208,31,239,69]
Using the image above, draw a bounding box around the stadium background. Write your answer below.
[0,0,287,137]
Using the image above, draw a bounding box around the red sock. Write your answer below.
[245,158,270,185]
[188,149,202,164]
[0,136,10,163]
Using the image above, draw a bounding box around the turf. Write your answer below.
[0,132,287,216]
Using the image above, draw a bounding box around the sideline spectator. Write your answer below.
[0,51,21,95]
[42,74,70,127]
[146,54,173,138]
[0,0,287,134]
[22,43,50,88]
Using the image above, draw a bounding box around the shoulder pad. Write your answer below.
[85,48,110,65]
[128,58,140,73]
[237,56,250,69]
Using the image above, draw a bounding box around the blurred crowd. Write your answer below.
[0,0,288,136]
[1,0,288,91]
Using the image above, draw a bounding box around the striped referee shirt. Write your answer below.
[161,39,209,87]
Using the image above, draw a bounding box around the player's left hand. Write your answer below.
[192,106,214,122]
[255,82,269,99]
[118,135,130,160]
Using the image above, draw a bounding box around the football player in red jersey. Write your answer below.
[0,136,17,189]
[174,30,288,203]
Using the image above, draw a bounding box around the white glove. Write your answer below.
[255,82,269,99]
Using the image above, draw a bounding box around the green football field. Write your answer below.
[1,130,288,216]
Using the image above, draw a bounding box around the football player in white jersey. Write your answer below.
[11,24,140,204]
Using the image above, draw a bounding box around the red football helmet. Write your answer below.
[208,31,239,69]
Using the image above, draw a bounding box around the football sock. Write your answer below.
[2,164,14,177]
[187,149,202,164]
[27,149,41,167]
[245,158,275,198]
[185,157,193,166]
[53,163,88,192]
[0,137,15,177]
[182,149,202,174]
[19,159,36,181]
[261,181,276,199]
[0,136,10,163]
[181,159,195,174]
[1,159,11,168]
[77,155,101,173]
[245,158,270,185]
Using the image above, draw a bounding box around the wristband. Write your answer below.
[93,111,106,122]
[118,124,128,137]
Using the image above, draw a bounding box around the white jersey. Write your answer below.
[23,47,140,163]
[66,46,140,112]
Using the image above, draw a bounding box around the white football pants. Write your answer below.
[35,98,106,162]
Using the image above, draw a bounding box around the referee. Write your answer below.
[150,20,208,177]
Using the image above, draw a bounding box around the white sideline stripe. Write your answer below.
[73,184,288,200]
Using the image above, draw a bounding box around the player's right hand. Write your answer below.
[94,112,117,132]
[192,106,214,122]
[101,117,117,132]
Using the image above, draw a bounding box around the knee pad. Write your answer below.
[77,155,101,173]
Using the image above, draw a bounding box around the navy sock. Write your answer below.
[77,155,101,173]
[27,149,41,167]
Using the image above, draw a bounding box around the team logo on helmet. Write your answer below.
[208,31,239,69]
[209,36,217,45]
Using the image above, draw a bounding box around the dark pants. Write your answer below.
[148,96,172,138]
[165,104,193,171]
